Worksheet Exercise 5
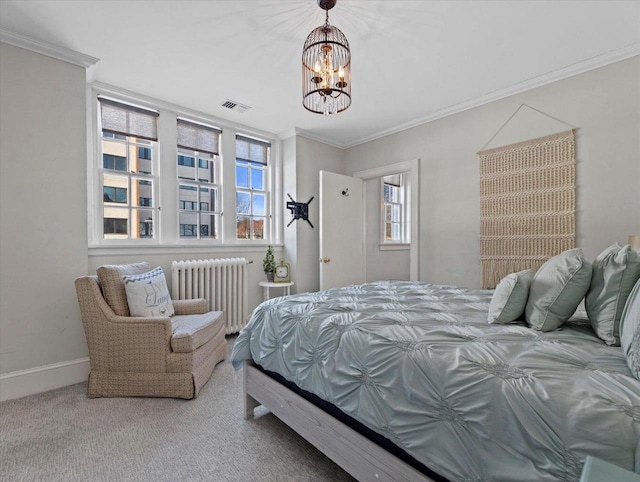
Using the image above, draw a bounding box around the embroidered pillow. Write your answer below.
[525,248,592,332]
[488,269,533,324]
[586,244,640,345]
[123,267,175,317]
[620,278,640,380]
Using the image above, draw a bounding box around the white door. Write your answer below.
[319,171,364,290]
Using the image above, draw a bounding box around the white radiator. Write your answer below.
[171,257,250,334]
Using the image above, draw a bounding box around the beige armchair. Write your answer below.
[75,263,226,399]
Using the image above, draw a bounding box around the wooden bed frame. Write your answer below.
[242,361,436,482]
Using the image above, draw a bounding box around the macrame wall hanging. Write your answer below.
[478,106,576,289]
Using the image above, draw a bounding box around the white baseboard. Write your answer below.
[0,357,90,402]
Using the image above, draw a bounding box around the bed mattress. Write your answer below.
[231,281,640,481]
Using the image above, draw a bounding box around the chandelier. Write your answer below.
[302,0,351,115]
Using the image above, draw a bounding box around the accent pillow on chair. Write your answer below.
[525,248,592,332]
[123,266,175,317]
[96,262,150,316]
[488,269,533,324]
[586,244,640,345]
[620,278,640,381]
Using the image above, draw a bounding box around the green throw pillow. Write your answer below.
[488,269,533,324]
[586,244,640,345]
[525,248,592,332]
[620,278,640,380]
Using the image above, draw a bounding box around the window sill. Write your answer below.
[88,243,283,257]
[378,243,410,251]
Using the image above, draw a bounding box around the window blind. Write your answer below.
[236,135,270,165]
[177,118,222,156]
[99,98,159,141]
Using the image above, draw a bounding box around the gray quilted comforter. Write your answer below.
[231,281,640,481]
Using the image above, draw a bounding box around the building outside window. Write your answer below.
[235,135,270,240]
[382,174,406,243]
[177,118,221,240]
[99,98,158,240]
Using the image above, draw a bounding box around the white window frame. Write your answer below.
[381,174,408,246]
[87,83,281,251]
[234,135,271,242]
[176,148,222,243]
[93,98,160,246]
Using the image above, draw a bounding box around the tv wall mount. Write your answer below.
[286,194,314,228]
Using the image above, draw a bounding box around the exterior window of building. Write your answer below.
[235,135,270,240]
[138,147,151,160]
[99,98,159,240]
[177,118,221,240]
[104,217,128,235]
[179,224,198,237]
[382,174,406,243]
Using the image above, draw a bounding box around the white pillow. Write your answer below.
[123,267,175,317]
[488,269,533,324]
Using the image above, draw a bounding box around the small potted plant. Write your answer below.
[263,245,276,282]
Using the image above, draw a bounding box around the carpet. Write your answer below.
[0,337,354,482]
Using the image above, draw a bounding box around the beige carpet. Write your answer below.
[0,337,354,482]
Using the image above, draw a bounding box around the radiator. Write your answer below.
[171,257,250,334]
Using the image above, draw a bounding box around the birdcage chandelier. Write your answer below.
[302,0,351,115]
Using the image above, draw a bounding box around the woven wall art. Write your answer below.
[478,129,576,289]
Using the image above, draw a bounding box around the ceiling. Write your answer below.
[1,1,638,148]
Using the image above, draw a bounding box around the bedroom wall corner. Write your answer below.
[290,136,345,294]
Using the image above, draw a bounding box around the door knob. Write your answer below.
[320,257,331,263]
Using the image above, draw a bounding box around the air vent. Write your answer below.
[221,99,251,113]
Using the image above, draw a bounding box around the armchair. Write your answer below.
[75,264,226,399]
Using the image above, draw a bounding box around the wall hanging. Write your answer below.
[478,123,576,289]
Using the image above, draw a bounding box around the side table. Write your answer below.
[259,281,294,301]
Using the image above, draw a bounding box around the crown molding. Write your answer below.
[343,43,640,149]
[0,28,100,68]
[278,127,347,149]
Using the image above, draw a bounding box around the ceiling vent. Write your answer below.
[221,99,251,113]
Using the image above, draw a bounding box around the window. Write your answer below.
[138,147,151,160]
[104,218,128,235]
[178,155,195,167]
[177,118,221,240]
[91,91,277,247]
[236,135,269,240]
[179,224,198,237]
[103,186,127,203]
[382,174,406,243]
[99,98,159,241]
[103,154,126,171]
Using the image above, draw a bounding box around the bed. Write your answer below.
[230,280,640,481]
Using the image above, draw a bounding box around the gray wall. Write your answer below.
[283,136,344,295]
[0,43,89,372]
[344,56,640,288]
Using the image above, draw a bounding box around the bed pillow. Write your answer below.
[525,248,592,332]
[620,278,640,381]
[123,266,175,317]
[586,244,640,346]
[97,262,150,316]
[488,269,533,324]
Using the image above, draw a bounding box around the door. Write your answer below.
[319,171,364,290]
